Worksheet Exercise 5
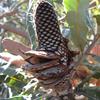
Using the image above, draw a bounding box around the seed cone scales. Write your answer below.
[35,1,74,67]
[23,0,79,96]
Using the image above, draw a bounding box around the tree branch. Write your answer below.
[0,23,29,39]
[0,10,18,19]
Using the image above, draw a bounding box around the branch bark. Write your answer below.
[0,10,18,19]
[0,23,29,39]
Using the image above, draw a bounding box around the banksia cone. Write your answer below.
[22,0,79,96]
[35,1,75,67]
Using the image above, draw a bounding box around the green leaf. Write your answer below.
[7,74,27,90]
[1,95,31,100]
[63,0,79,12]
[0,75,6,83]
[92,71,100,79]
[63,0,91,51]
[76,71,100,90]
[0,58,9,73]
[84,62,100,71]
[82,86,100,100]
[78,0,90,21]
[94,14,100,25]
[75,72,100,99]
[0,83,12,99]
[3,67,17,76]
[93,55,100,62]
[66,11,88,51]
[8,96,24,100]
[0,59,17,76]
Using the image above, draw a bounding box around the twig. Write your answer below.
[59,15,66,22]
[85,35,100,54]
[0,23,29,39]
[0,10,18,19]
[0,0,29,19]
[71,34,100,80]
[74,34,100,68]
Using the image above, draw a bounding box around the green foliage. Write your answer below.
[63,0,79,12]
[0,0,100,99]
[63,0,92,51]
[83,86,100,100]
[76,86,100,100]
[75,71,100,100]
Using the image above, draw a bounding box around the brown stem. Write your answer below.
[0,10,18,19]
